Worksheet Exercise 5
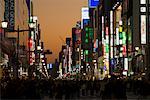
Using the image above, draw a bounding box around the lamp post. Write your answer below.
[1,21,8,38]
[1,20,35,78]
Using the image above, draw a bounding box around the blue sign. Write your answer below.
[81,19,90,29]
[89,0,100,8]
[83,19,90,26]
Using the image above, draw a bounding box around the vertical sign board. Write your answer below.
[110,11,113,58]
[141,15,146,44]
[81,7,89,20]
[26,0,31,16]
[5,0,15,31]
[88,0,100,8]
[81,7,90,29]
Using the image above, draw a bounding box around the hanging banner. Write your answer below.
[5,0,15,31]
[26,0,31,16]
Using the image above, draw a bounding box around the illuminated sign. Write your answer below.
[89,0,100,8]
[105,27,109,45]
[81,7,89,29]
[140,0,146,4]
[81,7,89,20]
[94,39,98,52]
[140,7,146,12]
[94,39,98,48]
[123,45,126,56]
[106,27,109,35]
[119,20,123,45]
[141,15,146,44]
[102,16,105,44]
[85,50,89,55]
[83,19,90,26]
[110,11,113,58]
[124,58,128,70]
[29,30,35,65]
[116,28,119,45]
[110,47,113,58]
[110,35,113,46]
[47,64,53,69]
[122,32,126,44]
[5,0,15,31]
[89,27,94,39]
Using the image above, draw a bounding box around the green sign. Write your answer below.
[85,50,89,55]
[106,45,109,53]
[122,32,126,44]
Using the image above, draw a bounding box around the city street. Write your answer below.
[0,0,150,99]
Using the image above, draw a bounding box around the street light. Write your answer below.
[1,20,35,30]
[1,21,8,29]
[1,20,35,78]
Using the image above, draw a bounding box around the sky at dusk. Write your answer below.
[33,0,88,63]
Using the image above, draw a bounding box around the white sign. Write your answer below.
[140,7,146,12]
[116,28,119,45]
[140,0,146,4]
[81,7,89,20]
[124,58,128,70]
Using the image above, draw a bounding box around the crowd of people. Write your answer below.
[1,75,150,100]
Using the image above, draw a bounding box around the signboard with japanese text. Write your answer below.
[4,0,15,31]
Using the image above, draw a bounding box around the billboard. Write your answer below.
[88,0,100,8]
[5,0,15,31]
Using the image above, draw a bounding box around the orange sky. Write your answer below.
[33,0,88,63]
